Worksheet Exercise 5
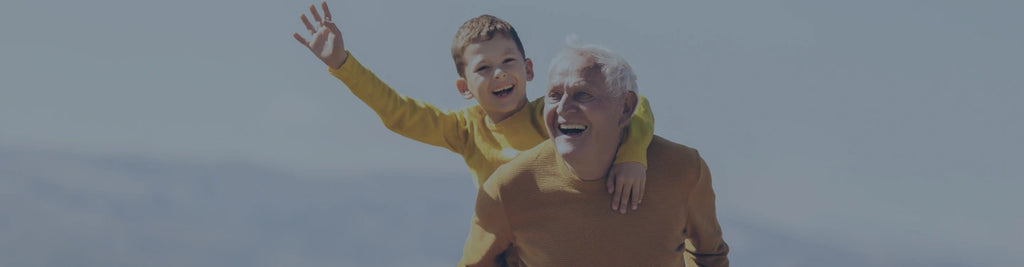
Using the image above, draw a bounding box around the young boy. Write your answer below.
[292,2,653,213]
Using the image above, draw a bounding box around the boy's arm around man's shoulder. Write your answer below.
[608,94,655,212]
[329,53,472,155]
[614,94,655,168]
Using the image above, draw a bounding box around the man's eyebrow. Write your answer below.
[565,78,589,89]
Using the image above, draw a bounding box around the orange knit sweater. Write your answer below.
[460,136,729,266]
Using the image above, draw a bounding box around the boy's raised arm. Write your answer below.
[330,55,471,154]
[293,2,470,154]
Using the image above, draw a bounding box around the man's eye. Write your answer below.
[576,92,594,101]
[547,92,563,102]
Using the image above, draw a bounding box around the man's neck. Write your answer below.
[558,129,627,181]
[561,149,617,181]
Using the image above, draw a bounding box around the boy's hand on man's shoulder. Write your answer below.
[293,1,348,69]
[608,162,647,215]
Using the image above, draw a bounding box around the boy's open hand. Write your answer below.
[608,162,646,214]
[293,2,348,69]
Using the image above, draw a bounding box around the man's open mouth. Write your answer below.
[492,85,514,97]
[558,124,588,136]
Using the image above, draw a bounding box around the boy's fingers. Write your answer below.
[631,183,641,210]
[615,182,628,212]
[309,4,323,23]
[293,32,309,46]
[618,185,631,214]
[611,180,623,210]
[326,20,342,35]
[301,14,315,35]
[639,179,645,204]
[321,1,333,21]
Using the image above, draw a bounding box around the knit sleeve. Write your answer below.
[459,179,514,267]
[612,94,654,169]
[683,155,730,266]
[329,52,470,154]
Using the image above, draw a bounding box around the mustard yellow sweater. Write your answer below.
[460,137,729,266]
[330,54,655,186]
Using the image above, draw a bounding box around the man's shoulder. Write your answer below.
[647,135,704,179]
[649,135,701,161]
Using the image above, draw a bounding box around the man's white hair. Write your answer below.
[549,35,638,97]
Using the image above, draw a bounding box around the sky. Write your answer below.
[2,0,1022,266]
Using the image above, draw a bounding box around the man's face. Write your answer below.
[544,54,631,169]
[458,35,534,123]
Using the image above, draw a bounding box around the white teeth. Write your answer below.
[493,85,513,93]
[559,124,587,130]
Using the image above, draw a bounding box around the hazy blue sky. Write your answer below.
[2,0,1022,266]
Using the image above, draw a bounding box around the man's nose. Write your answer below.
[556,95,578,115]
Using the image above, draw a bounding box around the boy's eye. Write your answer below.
[476,66,490,72]
[503,58,515,64]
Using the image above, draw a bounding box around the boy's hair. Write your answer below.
[451,14,526,78]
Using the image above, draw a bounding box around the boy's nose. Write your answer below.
[494,68,508,80]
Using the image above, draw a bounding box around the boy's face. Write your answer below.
[457,35,534,123]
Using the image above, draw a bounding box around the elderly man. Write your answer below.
[459,39,729,267]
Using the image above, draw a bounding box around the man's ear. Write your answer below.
[618,91,638,128]
[456,78,474,100]
[525,58,535,81]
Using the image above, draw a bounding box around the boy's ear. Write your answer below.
[456,78,474,100]
[525,58,535,81]
[618,91,638,128]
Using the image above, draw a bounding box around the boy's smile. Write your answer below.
[492,84,514,97]
[457,35,534,123]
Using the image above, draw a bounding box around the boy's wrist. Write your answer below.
[328,50,351,71]
[332,51,349,69]
[328,51,361,82]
